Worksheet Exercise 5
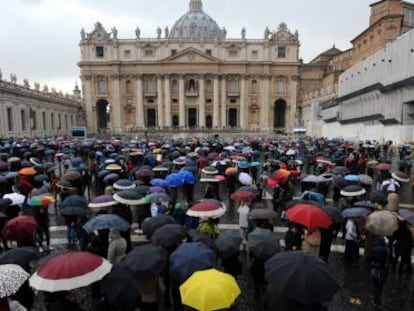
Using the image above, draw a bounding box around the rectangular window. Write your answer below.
[277,80,286,94]
[42,111,46,130]
[65,115,68,129]
[252,50,258,59]
[30,110,37,130]
[228,49,238,57]
[20,110,26,131]
[124,50,131,58]
[206,98,212,104]
[70,115,74,127]
[96,46,104,58]
[51,113,54,130]
[277,47,286,58]
[206,49,212,55]
[172,99,178,103]
[58,114,62,129]
[144,49,154,57]
[7,107,13,131]
[230,99,237,103]
[171,49,177,56]
[97,78,107,95]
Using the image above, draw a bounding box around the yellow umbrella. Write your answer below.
[179,269,241,311]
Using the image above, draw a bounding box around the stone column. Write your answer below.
[260,75,270,130]
[111,75,122,133]
[289,75,299,131]
[164,75,171,128]
[220,76,227,127]
[135,75,145,128]
[239,75,247,129]
[83,75,95,133]
[179,75,185,128]
[213,75,219,128]
[198,75,205,128]
[157,76,164,128]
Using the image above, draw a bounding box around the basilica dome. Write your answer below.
[169,0,224,40]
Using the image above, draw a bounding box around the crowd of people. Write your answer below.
[0,135,412,311]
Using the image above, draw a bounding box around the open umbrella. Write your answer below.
[2,216,37,242]
[103,173,120,184]
[397,209,414,225]
[238,172,253,185]
[180,269,240,311]
[340,184,366,197]
[265,251,340,305]
[187,201,226,219]
[150,178,169,187]
[352,201,376,209]
[186,229,218,253]
[238,186,259,194]
[270,169,291,183]
[18,167,36,176]
[27,195,55,207]
[0,247,41,267]
[121,244,167,280]
[29,251,112,292]
[285,203,332,229]
[230,190,256,202]
[83,214,130,233]
[391,171,410,183]
[365,210,398,236]
[113,190,143,205]
[375,163,391,171]
[62,170,81,181]
[59,195,88,216]
[215,230,242,260]
[301,175,325,183]
[166,173,185,187]
[100,265,140,311]
[177,170,197,185]
[341,207,371,218]
[142,215,177,238]
[150,224,186,249]
[247,227,279,261]
[332,166,349,175]
[3,193,26,205]
[88,195,119,209]
[0,264,30,298]
[321,206,342,222]
[344,174,360,183]
[169,242,217,284]
[332,174,347,189]
[248,206,277,219]
[113,179,136,190]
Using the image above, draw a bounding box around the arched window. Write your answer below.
[186,78,198,92]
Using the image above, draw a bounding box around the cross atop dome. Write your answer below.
[189,0,203,12]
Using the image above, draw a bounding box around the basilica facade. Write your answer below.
[78,0,300,134]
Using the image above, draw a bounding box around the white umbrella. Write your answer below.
[3,193,25,205]
[238,172,253,185]
[0,264,30,298]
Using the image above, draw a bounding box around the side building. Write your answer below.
[78,0,301,134]
[0,73,82,138]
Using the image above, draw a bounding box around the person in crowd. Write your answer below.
[107,229,127,264]
[344,218,360,265]
[301,228,321,256]
[238,201,250,251]
[198,217,220,240]
[137,275,166,311]
[392,220,413,274]
[368,237,390,308]
[284,223,303,251]
[32,201,51,250]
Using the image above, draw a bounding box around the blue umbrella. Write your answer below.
[250,161,262,167]
[165,173,184,188]
[177,170,196,185]
[150,178,169,187]
[344,174,360,182]
[341,207,370,218]
[169,242,217,283]
[83,214,130,233]
[215,229,243,260]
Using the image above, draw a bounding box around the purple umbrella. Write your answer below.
[148,186,166,194]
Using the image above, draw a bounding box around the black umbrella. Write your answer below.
[113,190,143,205]
[141,215,177,238]
[150,224,186,249]
[247,227,280,261]
[121,244,167,280]
[340,184,366,197]
[215,230,242,260]
[0,246,41,267]
[100,265,140,311]
[249,208,278,220]
[321,206,342,222]
[186,229,218,253]
[265,252,340,305]
[59,195,88,216]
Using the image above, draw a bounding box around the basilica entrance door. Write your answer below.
[206,115,212,128]
[187,108,197,128]
[172,115,179,128]
[273,99,286,128]
[146,109,157,128]
[96,99,109,130]
[228,108,238,127]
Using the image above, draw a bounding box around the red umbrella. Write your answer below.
[266,178,279,189]
[270,169,291,183]
[230,191,256,202]
[187,201,226,219]
[29,251,112,292]
[374,163,391,171]
[2,216,37,241]
[285,204,332,229]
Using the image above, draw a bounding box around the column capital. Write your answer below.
[133,74,142,80]
[82,74,92,81]
[260,74,272,80]
[110,74,121,81]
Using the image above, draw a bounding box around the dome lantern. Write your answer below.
[189,0,203,12]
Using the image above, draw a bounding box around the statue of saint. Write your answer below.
[165,26,169,38]
[157,27,162,39]
[265,27,270,39]
[112,27,118,39]
[241,27,246,39]
[80,28,85,40]
[222,27,227,39]
[135,27,141,39]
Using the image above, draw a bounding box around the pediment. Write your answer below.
[162,48,220,64]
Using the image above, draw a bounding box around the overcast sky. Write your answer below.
[1,0,375,94]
